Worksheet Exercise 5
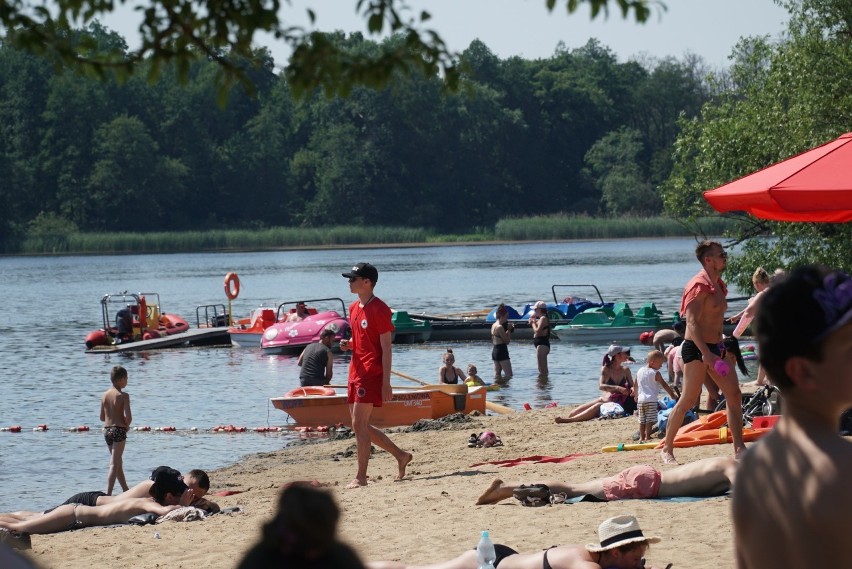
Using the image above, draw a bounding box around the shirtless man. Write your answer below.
[733,266,852,569]
[476,456,735,505]
[368,515,664,569]
[0,467,191,537]
[661,241,744,464]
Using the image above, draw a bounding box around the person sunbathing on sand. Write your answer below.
[555,345,636,423]
[476,456,735,505]
[1,467,219,522]
[0,467,192,537]
[368,515,665,569]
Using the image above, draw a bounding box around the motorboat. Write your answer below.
[260,298,350,355]
[85,292,229,352]
[270,384,488,427]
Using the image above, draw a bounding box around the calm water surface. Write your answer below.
[0,239,753,512]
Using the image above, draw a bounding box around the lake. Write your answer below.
[0,238,755,512]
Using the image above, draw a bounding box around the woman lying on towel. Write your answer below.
[0,467,193,536]
[476,456,736,505]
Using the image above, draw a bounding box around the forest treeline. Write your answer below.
[0,25,713,249]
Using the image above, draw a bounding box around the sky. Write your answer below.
[103,0,791,70]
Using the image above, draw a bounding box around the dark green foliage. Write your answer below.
[661,0,852,284]
[0,21,711,251]
[0,1,664,96]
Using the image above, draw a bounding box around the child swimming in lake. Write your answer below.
[464,364,487,387]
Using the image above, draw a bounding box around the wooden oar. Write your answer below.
[391,370,514,415]
[324,383,466,395]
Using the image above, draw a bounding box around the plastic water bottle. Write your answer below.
[477,530,496,569]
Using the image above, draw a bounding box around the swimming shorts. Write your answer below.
[103,426,128,446]
[602,465,662,501]
[347,377,383,406]
[533,337,550,348]
[680,339,723,364]
[471,544,518,568]
[638,401,658,425]
[64,491,107,507]
[491,344,510,362]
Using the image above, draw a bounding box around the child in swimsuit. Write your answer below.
[464,364,487,387]
[100,365,132,495]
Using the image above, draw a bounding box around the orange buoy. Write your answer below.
[224,272,240,300]
[284,386,336,398]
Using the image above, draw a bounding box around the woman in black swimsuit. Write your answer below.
[491,304,513,380]
[529,301,551,377]
[438,349,466,385]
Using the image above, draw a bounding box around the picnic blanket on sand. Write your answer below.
[470,453,596,468]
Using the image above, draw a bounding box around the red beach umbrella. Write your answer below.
[703,132,852,223]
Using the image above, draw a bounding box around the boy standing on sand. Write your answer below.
[733,266,852,568]
[636,350,677,443]
[100,365,132,495]
[339,263,412,489]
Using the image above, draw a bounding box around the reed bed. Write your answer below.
[11,216,743,255]
[494,215,742,241]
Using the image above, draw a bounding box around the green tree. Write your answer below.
[585,127,659,215]
[660,0,852,289]
[86,115,189,230]
[1,1,664,95]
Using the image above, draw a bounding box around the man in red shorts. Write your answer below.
[340,262,413,489]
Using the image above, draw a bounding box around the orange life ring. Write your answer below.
[284,386,336,398]
[224,272,240,300]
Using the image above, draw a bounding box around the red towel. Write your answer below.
[470,453,595,468]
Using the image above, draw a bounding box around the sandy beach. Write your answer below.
[17,405,739,569]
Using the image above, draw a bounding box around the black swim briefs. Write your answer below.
[104,426,128,445]
[680,339,723,364]
[44,490,108,513]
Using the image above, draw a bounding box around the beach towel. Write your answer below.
[564,492,730,504]
[470,453,595,468]
[156,506,207,523]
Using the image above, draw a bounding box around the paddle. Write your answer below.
[324,383,466,395]
[391,370,514,415]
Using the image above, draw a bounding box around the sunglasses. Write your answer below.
[348,277,362,283]
[709,251,728,259]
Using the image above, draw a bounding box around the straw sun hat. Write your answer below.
[586,515,660,552]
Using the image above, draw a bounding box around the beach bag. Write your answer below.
[599,402,625,418]
[513,484,553,507]
[657,407,696,436]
